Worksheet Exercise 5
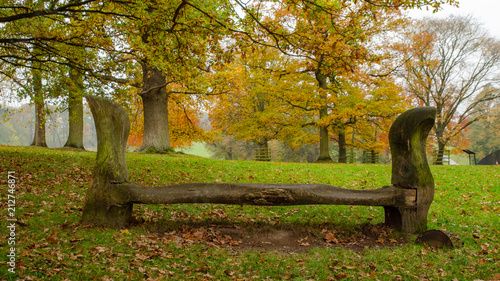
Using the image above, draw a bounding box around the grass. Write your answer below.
[179,142,212,158]
[0,145,499,280]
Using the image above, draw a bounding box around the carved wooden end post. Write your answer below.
[386,107,436,233]
[82,96,133,228]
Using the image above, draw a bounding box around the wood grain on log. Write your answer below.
[111,183,416,207]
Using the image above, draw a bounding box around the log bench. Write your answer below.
[82,96,436,234]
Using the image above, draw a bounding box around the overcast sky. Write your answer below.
[407,0,500,39]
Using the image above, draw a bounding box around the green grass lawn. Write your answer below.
[179,142,212,158]
[0,145,499,280]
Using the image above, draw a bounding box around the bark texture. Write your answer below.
[139,63,171,153]
[315,68,333,162]
[31,66,47,147]
[338,131,347,163]
[84,96,436,233]
[82,96,131,228]
[386,106,436,233]
[64,69,84,149]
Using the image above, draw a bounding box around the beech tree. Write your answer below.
[91,0,238,153]
[210,46,318,159]
[397,15,500,164]
[466,88,500,160]
[231,0,420,162]
[0,0,125,148]
[0,0,456,152]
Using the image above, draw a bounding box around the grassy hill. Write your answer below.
[0,145,498,280]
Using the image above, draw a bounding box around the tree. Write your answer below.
[0,0,456,152]
[466,88,500,160]
[397,15,500,164]
[94,0,237,153]
[210,46,318,160]
[30,49,47,147]
[234,0,412,162]
[0,0,126,149]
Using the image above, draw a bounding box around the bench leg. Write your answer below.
[82,177,133,228]
[384,204,430,233]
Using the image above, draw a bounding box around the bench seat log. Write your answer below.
[114,183,416,207]
[83,96,436,233]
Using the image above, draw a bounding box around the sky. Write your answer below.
[407,0,500,39]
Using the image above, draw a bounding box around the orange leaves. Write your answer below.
[324,232,340,244]
[168,93,207,149]
[126,93,144,147]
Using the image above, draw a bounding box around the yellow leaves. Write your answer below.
[209,45,318,146]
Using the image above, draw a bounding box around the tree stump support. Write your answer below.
[82,96,436,233]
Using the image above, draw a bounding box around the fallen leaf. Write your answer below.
[46,237,57,244]
[325,232,339,244]
[95,246,106,252]
[135,253,149,261]
[335,273,348,280]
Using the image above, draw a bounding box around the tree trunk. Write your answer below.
[139,63,171,153]
[317,120,332,162]
[370,150,376,164]
[338,131,347,163]
[435,140,446,165]
[256,138,270,161]
[119,182,416,207]
[31,66,47,147]
[315,68,332,162]
[64,68,84,149]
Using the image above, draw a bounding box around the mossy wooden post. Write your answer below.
[82,96,132,228]
[385,107,436,233]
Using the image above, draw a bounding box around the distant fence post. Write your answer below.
[255,148,271,161]
[347,148,356,163]
[433,149,450,165]
[362,151,379,164]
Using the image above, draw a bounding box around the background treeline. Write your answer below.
[1,1,499,164]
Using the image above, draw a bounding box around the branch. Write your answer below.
[0,0,139,23]
[0,0,98,23]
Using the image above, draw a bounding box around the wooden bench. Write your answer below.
[82,96,436,234]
